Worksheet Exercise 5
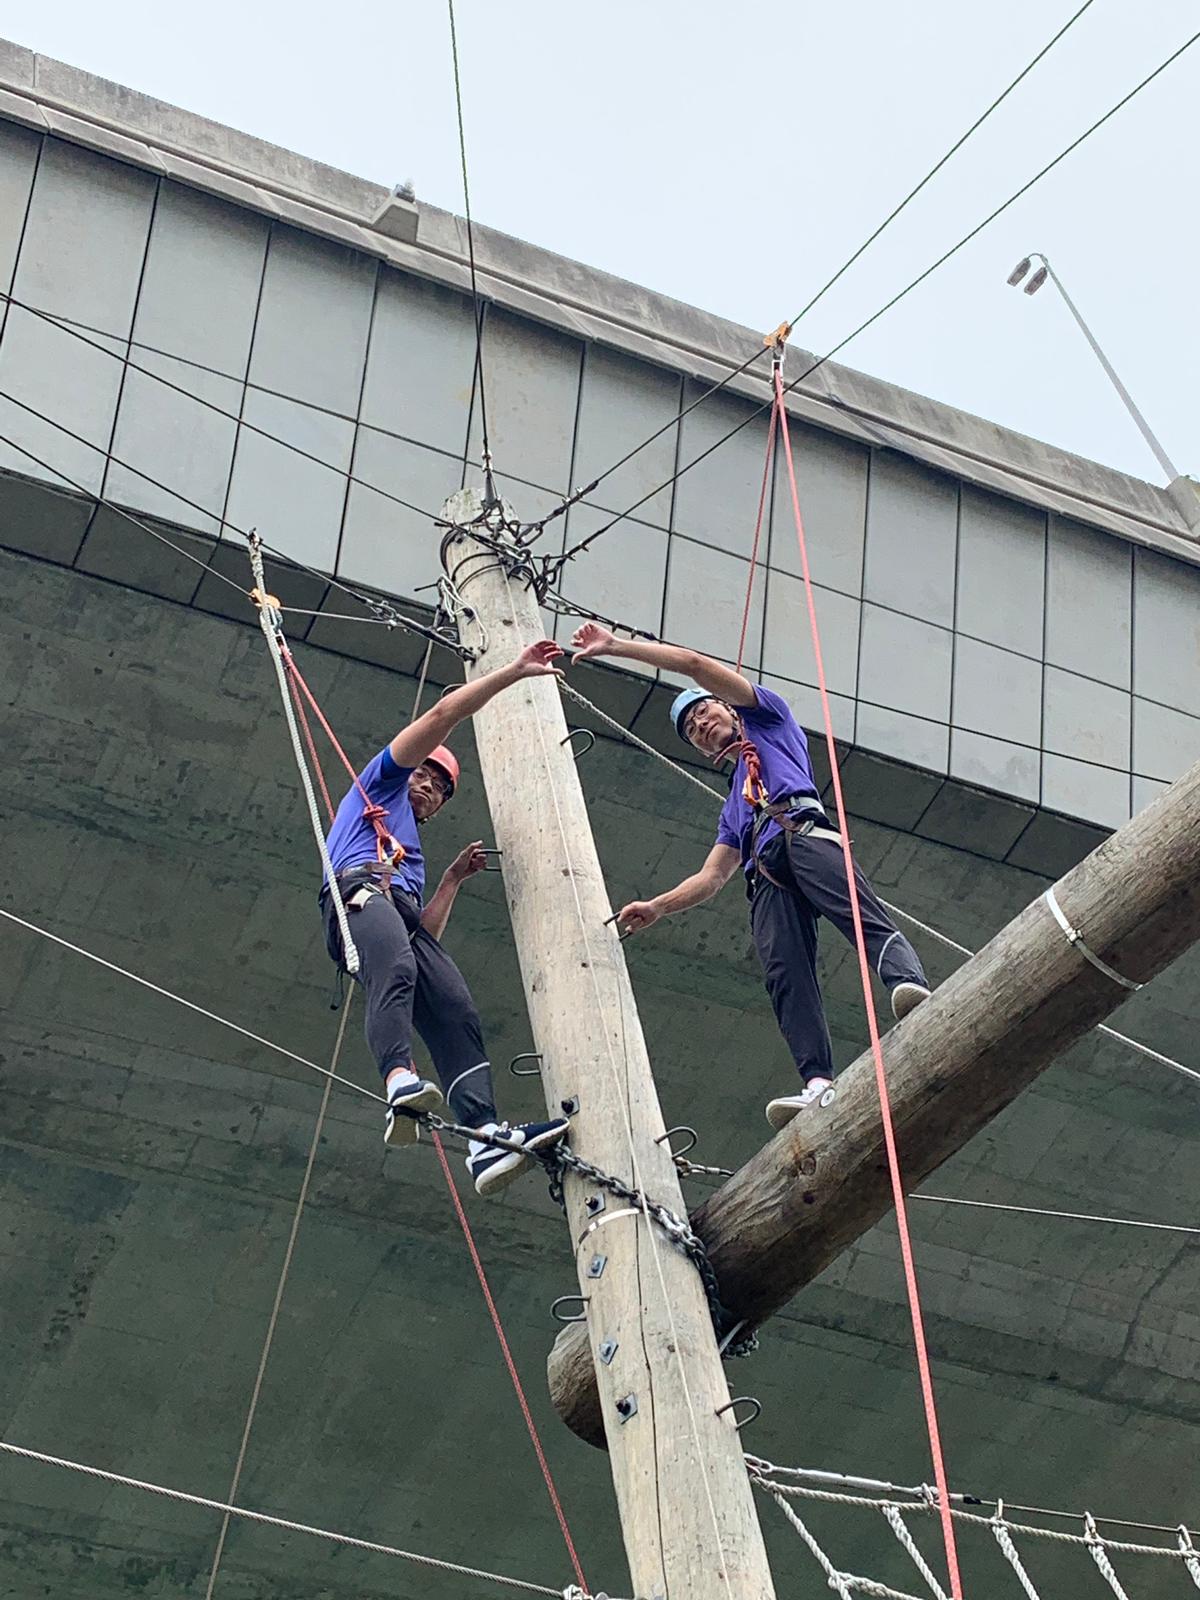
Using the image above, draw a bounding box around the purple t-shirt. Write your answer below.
[715,686,819,874]
[324,746,425,902]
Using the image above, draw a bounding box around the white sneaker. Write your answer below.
[766,1079,836,1130]
[891,982,932,1020]
[383,1072,444,1148]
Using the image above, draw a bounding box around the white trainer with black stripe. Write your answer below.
[468,1118,569,1198]
[384,1072,444,1148]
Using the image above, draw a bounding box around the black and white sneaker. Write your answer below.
[765,1079,836,1131]
[383,1072,444,1149]
[891,982,932,1020]
[468,1118,570,1198]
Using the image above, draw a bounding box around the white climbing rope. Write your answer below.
[1086,1513,1133,1599]
[1179,1525,1200,1591]
[882,1503,949,1599]
[0,906,383,1104]
[248,535,359,975]
[558,677,1200,1090]
[203,994,353,1600]
[0,1439,567,1596]
[990,1506,1043,1600]
[763,1484,924,1600]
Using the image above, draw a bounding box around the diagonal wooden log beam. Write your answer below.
[549,760,1200,1446]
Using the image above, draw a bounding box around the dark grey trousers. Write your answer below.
[749,829,927,1084]
[321,879,497,1128]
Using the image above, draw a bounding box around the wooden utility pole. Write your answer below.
[549,756,1200,1444]
[440,490,776,1600]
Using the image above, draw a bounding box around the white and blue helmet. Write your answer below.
[669,687,716,743]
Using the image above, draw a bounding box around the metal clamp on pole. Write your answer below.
[1042,887,1143,992]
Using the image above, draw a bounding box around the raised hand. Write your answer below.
[570,621,616,662]
[514,639,565,678]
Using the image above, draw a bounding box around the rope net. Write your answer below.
[749,1462,1200,1599]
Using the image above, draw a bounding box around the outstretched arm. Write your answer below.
[420,841,487,940]
[570,623,755,708]
[390,640,563,771]
[615,843,742,935]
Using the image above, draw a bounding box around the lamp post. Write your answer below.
[1007,252,1180,484]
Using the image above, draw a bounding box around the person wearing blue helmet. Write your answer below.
[570,621,930,1128]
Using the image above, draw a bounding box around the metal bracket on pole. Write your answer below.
[1043,888,1143,992]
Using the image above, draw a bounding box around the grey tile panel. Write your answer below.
[768,421,868,595]
[915,783,1035,859]
[1042,752,1131,829]
[858,603,953,722]
[663,535,765,670]
[950,729,1040,805]
[105,353,241,534]
[338,430,464,597]
[0,117,38,296]
[247,225,376,417]
[762,570,859,697]
[132,181,268,375]
[224,388,353,570]
[556,504,668,643]
[862,452,958,627]
[0,310,126,494]
[1132,697,1200,784]
[955,486,1046,658]
[952,635,1041,748]
[760,675,857,745]
[358,268,478,457]
[1133,547,1200,714]
[1042,666,1131,770]
[12,136,155,334]
[674,384,777,558]
[464,305,581,494]
[1045,515,1132,689]
[571,344,681,527]
[855,702,949,775]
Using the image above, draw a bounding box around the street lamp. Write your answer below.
[1006,251,1179,483]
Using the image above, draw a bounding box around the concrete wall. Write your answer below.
[0,97,1198,831]
[2,546,1199,1598]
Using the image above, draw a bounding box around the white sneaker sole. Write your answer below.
[384,1083,444,1148]
[891,983,932,1021]
[473,1150,528,1197]
[766,1087,836,1131]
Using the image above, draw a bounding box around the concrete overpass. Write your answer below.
[0,39,1198,1600]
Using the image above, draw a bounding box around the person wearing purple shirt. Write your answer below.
[571,622,930,1129]
[320,638,570,1196]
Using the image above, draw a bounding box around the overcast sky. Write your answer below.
[21,1,1200,485]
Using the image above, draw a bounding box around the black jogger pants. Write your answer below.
[749,829,927,1084]
[321,879,498,1128]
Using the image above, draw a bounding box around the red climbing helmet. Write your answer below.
[426,744,460,798]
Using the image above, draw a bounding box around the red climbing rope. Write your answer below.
[281,647,404,868]
[430,1131,589,1592]
[734,398,779,674]
[771,361,964,1599]
[273,651,588,1592]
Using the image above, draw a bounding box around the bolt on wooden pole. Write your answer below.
[440,489,775,1600]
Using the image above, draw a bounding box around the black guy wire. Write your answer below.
[557,27,1200,568]
[0,291,445,527]
[528,0,1098,544]
[448,0,497,505]
[788,0,1099,328]
[0,393,471,658]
